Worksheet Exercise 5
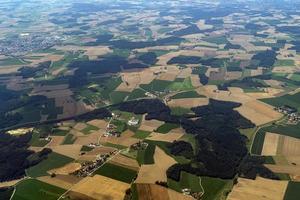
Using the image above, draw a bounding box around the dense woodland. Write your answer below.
[0,132,51,181]
[117,99,278,180]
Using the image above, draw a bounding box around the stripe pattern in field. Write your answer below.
[227,177,288,200]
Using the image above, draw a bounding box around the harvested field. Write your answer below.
[136,147,176,184]
[49,162,82,175]
[177,67,192,79]
[136,183,194,200]
[37,175,81,190]
[51,144,82,159]
[140,116,164,132]
[86,119,107,130]
[147,132,184,143]
[225,71,242,80]
[167,98,209,108]
[70,175,130,200]
[272,66,297,74]
[156,66,180,81]
[109,154,139,171]
[74,131,103,145]
[73,123,87,131]
[116,72,141,92]
[190,74,202,87]
[227,177,288,200]
[235,101,282,126]
[0,178,23,188]
[261,132,300,156]
[261,132,279,156]
[24,53,64,65]
[48,136,65,146]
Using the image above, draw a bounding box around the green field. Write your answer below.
[103,142,127,150]
[260,122,300,139]
[94,163,137,183]
[137,143,155,165]
[132,130,151,139]
[127,88,147,100]
[261,92,300,111]
[289,74,300,82]
[51,129,69,136]
[251,130,266,155]
[168,171,203,193]
[201,176,233,200]
[274,59,295,67]
[29,131,50,147]
[62,134,77,144]
[284,181,300,200]
[168,78,194,91]
[26,152,74,178]
[155,123,180,133]
[170,107,192,116]
[140,79,172,93]
[171,90,204,99]
[110,91,130,104]
[81,124,99,135]
[11,179,65,200]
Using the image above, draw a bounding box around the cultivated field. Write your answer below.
[136,147,176,184]
[70,175,130,200]
[227,177,288,200]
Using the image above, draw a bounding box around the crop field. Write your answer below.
[171,90,204,99]
[284,181,300,200]
[228,177,288,200]
[137,143,155,165]
[167,171,203,193]
[94,162,137,183]
[26,152,74,178]
[140,79,172,93]
[261,92,300,111]
[155,123,180,133]
[251,130,266,155]
[69,175,129,200]
[11,179,66,200]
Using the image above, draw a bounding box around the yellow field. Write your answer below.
[70,175,130,200]
[227,177,288,200]
[136,147,176,184]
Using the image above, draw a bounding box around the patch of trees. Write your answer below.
[217,77,268,91]
[224,42,242,50]
[199,74,209,85]
[117,99,276,180]
[171,24,212,37]
[167,56,202,65]
[251,50,277,68]
[18,61,51,78]
[108,36,184,49]
[276,26,300,35]
[137,52,158,65]
[85,34,114,46]
[0,132,51,181]
[289,41,300,53]
[167,56,227,68]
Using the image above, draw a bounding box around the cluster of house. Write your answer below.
[127,117,139,126]
[275,105,300,124]
[72,153,113,177]
[130,141,148,151]
[104,123,121,137]
[182,188,203,199]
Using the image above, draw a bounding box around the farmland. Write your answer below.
[1,0,300,200]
